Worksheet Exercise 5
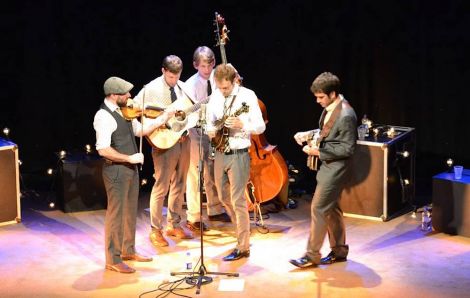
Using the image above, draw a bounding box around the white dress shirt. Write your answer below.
[185,71,214,103]
[323,94,345,124]
[206,84,265,149]
[93,98,164,150]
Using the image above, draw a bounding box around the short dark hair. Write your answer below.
[162,55,183,74]
[310,72,341,95]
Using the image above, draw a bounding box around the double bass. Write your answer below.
[214,13,289,213]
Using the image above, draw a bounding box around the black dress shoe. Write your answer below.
[208,212,231,222]
[186,221,208,232]
[320,251,347,265]
[289,256,317,268]
[222,249,250,261]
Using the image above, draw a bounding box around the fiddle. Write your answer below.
[120,101,165,120]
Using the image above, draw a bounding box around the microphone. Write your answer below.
[199,104,207,125]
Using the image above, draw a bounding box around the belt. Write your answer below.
[221,148,249,155]
[104,159,136,168]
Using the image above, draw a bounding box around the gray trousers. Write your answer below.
[214,151,251,251]
[150,138,190,230]
[306,179,349,264]
[103,163,139,265]
[186,132,225,222]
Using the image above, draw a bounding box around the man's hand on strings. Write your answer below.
[224,116,243,129]
[294,131,311,145]
[302,145,319,156]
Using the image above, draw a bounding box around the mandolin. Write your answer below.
[211,102,249,153]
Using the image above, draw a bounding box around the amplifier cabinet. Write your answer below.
[0,138,21,226]
[56,153,107,212]
[339,126,415,221]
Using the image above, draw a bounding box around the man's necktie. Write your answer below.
[170,86,177,102]
[207,81,212,96]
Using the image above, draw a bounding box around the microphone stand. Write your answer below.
[171,104,238,295]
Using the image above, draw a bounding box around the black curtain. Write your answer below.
[2,0,470,195]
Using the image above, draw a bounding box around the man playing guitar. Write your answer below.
[133,55,194,247]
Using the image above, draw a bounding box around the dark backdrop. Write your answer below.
[3,1,470,200]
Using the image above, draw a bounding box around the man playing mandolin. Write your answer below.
[206,64,266,261]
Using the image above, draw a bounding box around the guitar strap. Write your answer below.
[307,99,349,170]
[223,94,237,118]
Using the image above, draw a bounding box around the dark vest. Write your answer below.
[100,103,138,155]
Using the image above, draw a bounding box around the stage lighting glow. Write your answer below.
[397,151,410,158]
[85,144,92,153]
[59,150,67,159]
[47,168,53,175]
[386,127,395,137]
[49,202,55,209]
[18,160,22,166]
[3,127,10,136]
[404,179,410,185]
[141,178,148,186]
[446,158,454,167]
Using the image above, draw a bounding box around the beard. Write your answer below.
[116,96,128,107]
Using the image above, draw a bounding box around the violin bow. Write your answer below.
[139,85,146,170]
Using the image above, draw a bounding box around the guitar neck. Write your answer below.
[182,96,210,115]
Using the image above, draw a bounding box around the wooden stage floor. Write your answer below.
[1,193,469,298]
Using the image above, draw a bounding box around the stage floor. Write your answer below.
[1,193,469,298]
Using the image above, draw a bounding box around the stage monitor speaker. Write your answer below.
[0,138,21,225]
[56,153,107,212]
[340,126,415,221]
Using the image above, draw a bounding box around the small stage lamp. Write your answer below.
[85,144,92,154]
[446,158,454,172]
[59,150,67,159]
[397,150,410,158]
[3,127,10,137]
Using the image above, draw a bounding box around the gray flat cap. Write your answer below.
[103,76,134,95]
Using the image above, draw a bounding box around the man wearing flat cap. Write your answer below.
[93,76,173,273]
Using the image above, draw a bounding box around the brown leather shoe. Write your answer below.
[165,227,193,239]
[186,221,208,232]
[122,253,153,262]
[105,262,136,273]
[150,229,169,247]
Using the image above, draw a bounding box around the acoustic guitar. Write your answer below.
[146,95,210,149]
[306,129,321,171]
